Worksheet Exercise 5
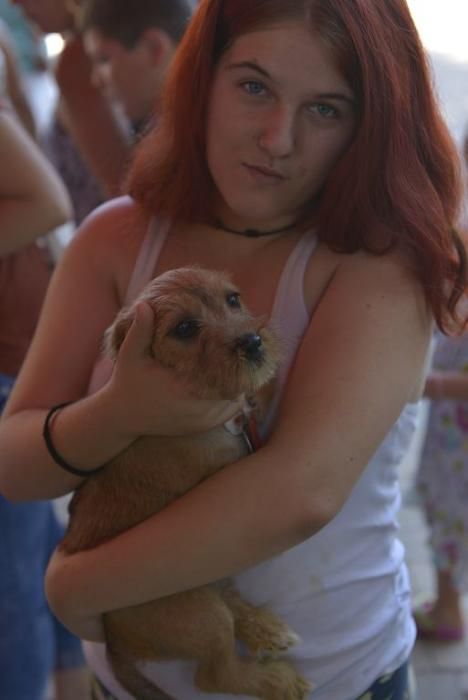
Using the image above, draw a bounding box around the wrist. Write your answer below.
[46,391,136,477]
[43,402,106,478]
[99,380,142,443]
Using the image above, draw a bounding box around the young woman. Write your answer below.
[0,1,466,698]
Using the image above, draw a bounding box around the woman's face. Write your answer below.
[206,21,357,231]
[11,0,75,33]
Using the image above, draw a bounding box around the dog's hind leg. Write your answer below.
[147,587,310,699]
[106,644,175,700]
[105,587,310,698]
[195,651,311,700]
[220,584,300,658]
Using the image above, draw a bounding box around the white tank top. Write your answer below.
[84,217,417,699]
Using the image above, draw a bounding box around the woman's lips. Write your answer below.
[243,163,285,182]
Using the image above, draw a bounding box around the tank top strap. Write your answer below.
[258,229,318,440]
[124,217,170,304]
[270,228,318,335]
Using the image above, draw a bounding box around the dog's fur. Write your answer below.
[60,267,310,700]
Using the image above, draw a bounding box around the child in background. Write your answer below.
[415,330,468,642]
[414,125,468,644]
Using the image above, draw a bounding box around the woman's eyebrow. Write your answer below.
[226,61,271,79]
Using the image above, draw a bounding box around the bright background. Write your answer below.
[408,0,468,62]
[405,0,468,145]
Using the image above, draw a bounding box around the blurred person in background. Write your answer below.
[0,36,89,698]
[414,131,468,644]
[10,0,132,224]
[0,16,35,134]
[414,329,468,643]
[0,0,47,73]
[80,0,193,137]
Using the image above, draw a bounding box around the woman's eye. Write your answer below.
[171,319,200,339]
[309,103,338,119]
[241,80,266,97]
[226,292,241,309]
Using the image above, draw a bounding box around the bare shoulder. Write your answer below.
[307,242,430,325]
[337,248,431,336]
[298,244,432,411]
[62,196,149,303]
[69,196,145,249]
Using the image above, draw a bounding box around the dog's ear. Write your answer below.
[102,309,134,360]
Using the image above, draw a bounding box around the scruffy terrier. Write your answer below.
[60,267,310,700]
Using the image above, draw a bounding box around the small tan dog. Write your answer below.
[61,267,310,700]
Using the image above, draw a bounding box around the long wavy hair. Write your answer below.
[127,0,467,331]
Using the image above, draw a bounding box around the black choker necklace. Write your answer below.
[216,220,298,238]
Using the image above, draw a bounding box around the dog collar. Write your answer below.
[223,411,262,453]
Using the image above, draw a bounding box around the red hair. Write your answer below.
[127,0,467,331]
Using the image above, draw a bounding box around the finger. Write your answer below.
[201,396,246,430]
[219,397,247,424]
[119,302,155,362]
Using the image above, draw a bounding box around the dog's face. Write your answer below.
[104,267,280,400]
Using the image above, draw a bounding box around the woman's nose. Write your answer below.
[257,106,296,158]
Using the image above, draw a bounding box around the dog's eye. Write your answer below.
[226,292,241,309]
[171,319,200,339]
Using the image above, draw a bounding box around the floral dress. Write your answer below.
[417,330,468,592]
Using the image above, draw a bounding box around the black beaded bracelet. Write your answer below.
[43,402,104,478]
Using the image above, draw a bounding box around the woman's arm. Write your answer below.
[0,21,36,137]
[0,109,71,254]
[0,197,243,500]
[44,250,432,640]
[55,37,132,196]
[0,199,136,496]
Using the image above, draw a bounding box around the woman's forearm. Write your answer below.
[45,440,322,635]
[0,386,136,501]
[0,110,71,253]
[0,196,69,254]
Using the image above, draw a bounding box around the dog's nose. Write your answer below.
[236,333,263,361]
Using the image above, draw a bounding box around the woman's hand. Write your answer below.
[424,369,468,401]
[104,302,245,440]
[45,548,106,643]
[424,371,444,399]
